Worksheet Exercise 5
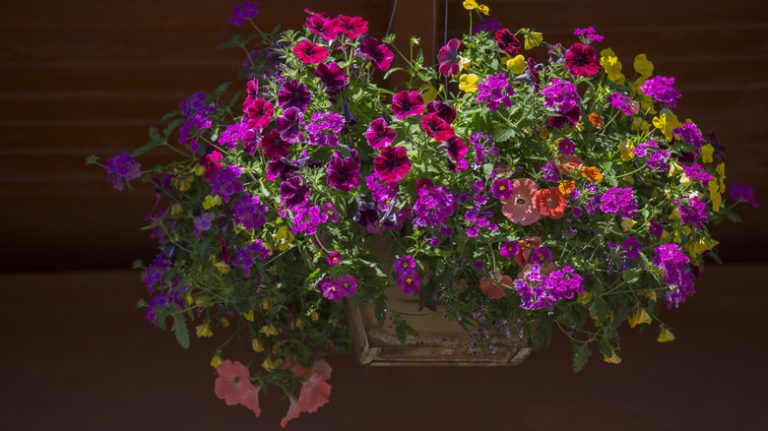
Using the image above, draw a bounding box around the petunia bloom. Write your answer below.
[437,38,462,77]
[293,40,329,64]
[443,136,469,171]
[214,360,262,417]
[314,62,348,95]
[501,178,542,225]
[565,42,600,76]
[326,150,361,192]
[421,113,455,142]
[391,91,425,119]
[259,130,291,160]
[364,118,397,149]
[359,37,394,72]
[534,187,567,219]
[426,100,457,124]
[495,28,521,56]
[374,146,412,183]
[281,360,333,428]
[334,15,368,39]
[277,80,312,112]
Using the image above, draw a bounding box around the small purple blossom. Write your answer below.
[652,244,695,308]
[729,183,759,208]
[624,236,642,259]
[499,241,520,259]
[218,123,250,151]
[674,122,706,150]
[327,252,341,265]
[558,139,575,155]
[229,1,260,27]
[513,264,585,311]
[491,177,513,200]
[232,194,269,231]
[676,196,709,228]
[574,26,604,43]
[475,73,515,112]
[599,187,638,218]
[209,165,243,202]
[306,112,345,147]
[608,92,639,116]
[682,163,714,184]
[104,152,141,191]
[412,183,457,227]
[640,76,681,107]
[541,162,560,182]
[193,213,214,236]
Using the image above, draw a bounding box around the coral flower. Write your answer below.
[420,113,455,141]
[479,275,512,300]
[534,187,567,219]
[514,236,542,266]
[495,28,521,56]
[391,90,425,119]
[374,146,412,183]
[501,178,541,225]
[437,38,462,77]
[360,37,394,72]
[293,40,328,64]
[565,42,600,76]
[214,360,262,417]
[580,166,603,182]
[281,360,332,428]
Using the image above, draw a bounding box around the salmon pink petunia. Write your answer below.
[281,360,332,428]
[214,360,262,417]
[501,178,541,225]
[534,187,567,219]
[514,236,542,267]
[479,274,512,300]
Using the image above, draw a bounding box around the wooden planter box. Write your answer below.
[344,290,532,366]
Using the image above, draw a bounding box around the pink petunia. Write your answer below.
[280,360,332,428]
[293,40,329,64]
[360,37,394,72]
[391,91,425,120]
[420,113,455,142]
[364,118,397,149]
[501,178,541,226]
[214,360,262,417]
[437,38,462,77]
[334,15,368,39]
[565,42,600,77]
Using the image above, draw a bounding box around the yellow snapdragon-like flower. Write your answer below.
[716,163,726,193]
[621,218,636,232]
[419,84,438,104]
[202,194,222,210]
[262,357,278,371]
[633,53,654,78]
[524,32,543,50]
[701,144,715,164]
[171,203,184,216]
[273,225,295,251]
[192,164,206,176]
[652,110,681,141]
[459,57,472,71]
[459,74,479,92]
[261,299,270,310]
[708,179,722,212]
[657,328,676,343]
[603,352,622,364]
[259,325,280,337]
[506,54,526,74]
[463,0,489,15]
[685,237,718,258]
[600,54,625,85]
[619,141,635,162]
[627,309,652,328]
[172,174,194,192]
[243,310,255,322]
[195,323,214,338]
[210,353,222,369]
[252,338,265,353]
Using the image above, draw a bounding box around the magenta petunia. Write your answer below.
[280,175,310,209]
[426,100,457,124]
[420,113,455,142]
[364,118,396,149]
[243,97,273,130]
[499,241,520,259]
[314,62,348,95]
[259,130,291,160]
[359,37,394,72]
[391,90,425,120]
[565,42,600,77]
[443,136,468,170]
[293,40,329,64]
[495,28,521,56]
[436,38,462,77]
[326,251,341,265]
[334,15,368,39]
[326,150,361,192]
[277,80,312,112]
[275,107,305,143]
[374,146,412,183]
[491,177,513,200]
[304,9,337,40]
[558,138,575,155]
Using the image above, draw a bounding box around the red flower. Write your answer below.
[479,274,513,300]
[444,136,468,171]
[334,15,368,39]
[304,9,336,40]
[565,42,600,77]
[514,236,542,266]
[374,146,412,183]
[420,113,454,142]
[426,100,457,124]
[534,187,567,219]
[293,40,328,64]
[259,130,291,160]
[243,97,273,130]
[214,360,262,417]
[495,28,521,56]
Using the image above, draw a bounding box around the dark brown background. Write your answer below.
[1,0,767,429]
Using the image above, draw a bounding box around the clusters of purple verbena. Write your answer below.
[513,264,585,311]
[599,187,638,218]
[640,76,681,107]
[652,244,695,308]
[104,152,141,191]
[475,73,515,112]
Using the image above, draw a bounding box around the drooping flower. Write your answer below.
[326,150,361,192]
[275,107,305,144]
[574,26,604,43]
[259,130,292,160]
[501,178,542,226]
[599,187,638,218]
[608,92,640,116]
[280,360,333,428]
[420,113,455,141]
[359,37,394,72]
[374,146,412,183]
[279,176,310,210]
[640,76,681,107]
[293,40,329,64]
[565,42,600,76]
[314,62,348,95]
[335,15,368,39]
[215,360,261,417]
[623,236,642,259]
[676,197,709,228]
[437,38,462,77]
[391,91,425,119]
[491,177,513,200]
[364,118,397,149]
[495,28,521,56]
[104,152,141,191]
[534,187,567,219]
[277,80,312,112]
[229,1,261,27]
[729,183,759,208]
[475,73,515,112]
[426,100,457,124]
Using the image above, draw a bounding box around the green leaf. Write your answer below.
[131,127,165,157]
[173,313,190,349]
[725,211,742,223]
[573,343,591,372]
[163,118,186,137]
[214,82,232,97]
[84,154,99,166]
[493,127,516,143]
[218,35,244,49]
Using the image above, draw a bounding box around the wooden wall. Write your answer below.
[1,0,765,271]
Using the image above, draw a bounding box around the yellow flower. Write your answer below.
[210,353,222,369]
[580,166,603,183]
[716,162,726,193]
[261,299,270,311]
[577,291,592,305]
[524,32,543,50]
[195,323,214,338]
[171,203,184,216]
[259,325,279,337]
[459,57,471,71]
[462,0,489,14]
[708,179,722,212]
[657,328,676,343]
[633,54,654,78]
[459,74,479,92]
[600,48,616,58]
[631,117,651,133]
[202,194,222,210]
[506,54,526,74]
[619,141,635,162]
[311,311,319,321]
[621,218,636,232]
[645,290,657,302]
[685,237,718,258]
[243,310,255,322]
[652,110,681,141]
[603,352,622,364]
[600,55,625,84]
[273,225,295,251]
[252,338,265,353]
[211,258,230,274]
[192,164,206,176]
[262,357,278,371]
[627,309,652,328]
[558,180,576,197]
[173,174,194,191]
[701,144,714,164]
[220,318,230,328]
[419,84,438,104]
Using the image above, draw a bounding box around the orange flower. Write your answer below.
[479,275,513,300]
[515,236,541,266]
[580,166,603,182]
[558,154,584,174]
[534,187,567,219]
[558,179,576,197]
[588,112,604,128]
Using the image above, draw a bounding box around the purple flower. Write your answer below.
[194,213,214,236]
[209,165,243,202]
[397,272,421,294]
[320,202,340,223]
[277,80,312,112]
[326,150,361,192]
[218,123,250,151]
[336,275,358,297]
[541,78,581,128]
[104,152,141,191]
[142,252,171,294]
[676,197,709,228]
[652,244,695,308]
[412,182,457,227]
[499,241,520,259]
[374,146,412,183]
[360,37,394,72]
[266,157,298,182]
[291,204,323,235]
[530,246,553,264]
[541,162,560,182]
[364,118,396,149]
[232,194,269,231]
[421,113,455,142]
[437,38,462,77]
[314,62,348,95]
[491,178,513,200]
[279,176,310,209]
[599,187,638,218]
[391,91,425,120]
[275,107,305,144]
[473,17,503,33]
[327,251,341,265]
[234,240,271,277]
[394,255,417,276]
[574,26,604,43]
[475,73,515,112]
[365,174,398,211]
[317,276,357,301]
[674,122,706,151]
[624,236,642,259]
[229,1,260,27]
[730,183,759,208]
[179,92,208,117]
[513,264,585,311]
[353,199,379,232]
[608,92,639,116]
[558,138,575,155]
[306,112,345,147]
[649,220,664,238]
[640,76,681,108]
[682,163,714,184]
[258,130,290,160]
[426,100,457,124]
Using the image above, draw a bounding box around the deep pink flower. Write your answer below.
[491,177,513,200]
[281,360,332,428]
[327,251,341,265]
[304,9,337,40]
[437,38,462,77]
[277,80,312,112]
[443,136,468,170]
[420,113,455,142]
[259,130,291,160]
[374,146,412,183]
[214,360,261,417]
[293,40,328,64]
[565,43,600,77]
[495,28,521,56]
[391,91,424,120]
[501,178,542,226]
[326,150,361,192]
[426,100,457,124]
[334,15,368,39]
[243,97,273,130]
[314,62,348,94]
[364,118,397,149]
[359,37,394,72]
